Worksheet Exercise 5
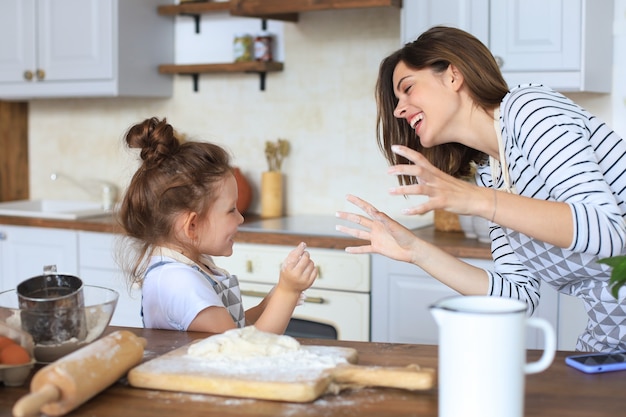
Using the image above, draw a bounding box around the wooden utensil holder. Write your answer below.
[261,171,283,218]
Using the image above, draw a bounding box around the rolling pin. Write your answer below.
[13,330,146,417]
[329,363,435,391]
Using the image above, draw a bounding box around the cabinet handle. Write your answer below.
[245,260,253,273]
[494,55,504,68]
[36,69,45,80]
[23,70,33,81]
[240,289,325,304]
[0,231,6,240]
[241,289,268,299]
[316,265,322,278]
[301,295,324,304]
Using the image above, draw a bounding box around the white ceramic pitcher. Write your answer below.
[430,295,556,417]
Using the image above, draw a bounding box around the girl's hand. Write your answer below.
[336,194,421,264]
[251,243,317,334]
[388,145,490,217]
[276,242,317,293]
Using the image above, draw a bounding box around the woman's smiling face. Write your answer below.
[391,61,460,148]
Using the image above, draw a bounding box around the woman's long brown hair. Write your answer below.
[375,26,509,183]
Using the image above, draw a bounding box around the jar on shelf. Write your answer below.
[233,33,253,62]
[253,32,273,62]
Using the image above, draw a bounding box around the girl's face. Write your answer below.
[391,61,460,147]
[196,173,244,257]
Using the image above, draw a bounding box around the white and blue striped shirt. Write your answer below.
[476,84,626,352]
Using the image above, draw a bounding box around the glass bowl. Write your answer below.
[0,285,119,363]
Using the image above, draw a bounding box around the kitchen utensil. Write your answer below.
[128,342,434,402]
[12,330,146,417]
[260,170,283,218]
[16,266,86,345]
[0,286,119,363]
[430,295,556,417]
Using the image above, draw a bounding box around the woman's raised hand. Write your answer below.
[388,145,484,217]
[336,194,420,264]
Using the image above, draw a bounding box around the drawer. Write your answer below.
[215,243,370,292]
[240,282,370,342]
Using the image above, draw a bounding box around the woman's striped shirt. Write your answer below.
[475,84,626,352]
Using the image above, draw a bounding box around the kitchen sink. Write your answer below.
[0,199,112,220]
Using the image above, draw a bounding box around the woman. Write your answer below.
[336,26,626,352]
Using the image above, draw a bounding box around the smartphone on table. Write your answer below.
[565,351,626,374]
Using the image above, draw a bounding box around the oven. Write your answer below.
[217,242,371,342]
[241,281,370,341]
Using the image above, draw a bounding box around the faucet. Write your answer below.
[50,172,119,211]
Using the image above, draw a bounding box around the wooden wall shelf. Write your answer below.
[158,61,284,91]
[230,0,401,16]
[157,0,401,91]
[157,1,297,24]
[157,0,402,23]
[157,2,230,16]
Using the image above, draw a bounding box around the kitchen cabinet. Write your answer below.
[215,243,371,341]
[371,254,589,350]
[0,225,78,291]
[78,231,142,328]
[0,225,141,327]
[401,0,614,93]
[371,255,489,345]
[557,293,587,351]
[0,0,174,99]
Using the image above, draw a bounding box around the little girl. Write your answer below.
[118,117,317,334]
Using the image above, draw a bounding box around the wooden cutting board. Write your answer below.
[128,341,434,402]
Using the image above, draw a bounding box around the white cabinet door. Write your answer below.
[557,293,588,351]
[371,255,490,345]
[488,0,613,91]
[375,263,458,345]
[0,0,173,99]
[490,0,581,72]
[0,0,111,85]
[400,0,614,92]
[78,231,143,328]
[401,0,489,46]
[0,0,36,83]
[371,255,558,349]
[37,0,113,82]
[0,225,78,291]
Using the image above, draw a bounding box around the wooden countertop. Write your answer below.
[0,214,491,259]
[1,326,624,417]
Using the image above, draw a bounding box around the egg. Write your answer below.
[0,343,31,365]
[0,335,16,350]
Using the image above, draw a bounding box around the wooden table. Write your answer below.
[2,327,623,416]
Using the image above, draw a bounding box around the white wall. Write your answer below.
[26,4,626,223]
